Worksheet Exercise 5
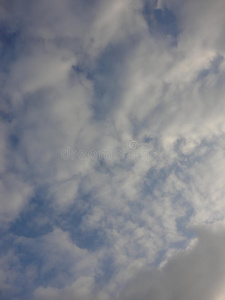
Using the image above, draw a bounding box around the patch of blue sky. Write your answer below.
[144,162,194,217]
[144,166,172,193]
[0,26,22,123]
[130,101,170,138]
[57,212,107,251]
[176,206,195,239]
[72,227,107,251]
[0,109,13,124]
[73,39,137,121]
[0,95,15,123]
[55,205,85,232]
[5,229,75,294]
[153,248,168,266]
[38,262,74,288]
[8,133,20,149]
[12,240,42,276]
[0,235,40,299]
[12,240,73,296]
[174,137,217,170]
[95,255,115,287]
[142,1,180,44]
[0,283,31,300]
[51,188,107,251]
[9,189,53,238]
[143,138,215,196]
[95,158,114,174]
[141,140,219,244]
[197,54,224,81]
[0,23,23,72]
[9,183,107,252]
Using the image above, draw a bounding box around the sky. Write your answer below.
[1,0,225,299]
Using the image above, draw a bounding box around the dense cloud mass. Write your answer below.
[1,0,225,299]
[120,225,225,300]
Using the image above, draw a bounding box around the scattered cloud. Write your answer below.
[1,0,225,299]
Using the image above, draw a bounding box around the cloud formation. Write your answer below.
[120,224,225,300]
[1,0,225,299]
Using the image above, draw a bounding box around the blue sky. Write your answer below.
[1,0,225,299]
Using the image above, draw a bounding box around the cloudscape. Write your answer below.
[1,0,225,299]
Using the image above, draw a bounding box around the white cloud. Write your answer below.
[0,173,33,227]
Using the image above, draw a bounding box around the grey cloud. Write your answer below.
[120,225,225,300]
